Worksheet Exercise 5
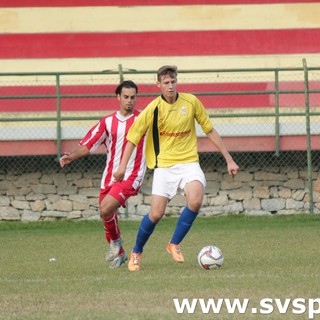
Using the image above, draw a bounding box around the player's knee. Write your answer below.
[149,211,165,223]
[99,205,112,219]
[187,198,202,212]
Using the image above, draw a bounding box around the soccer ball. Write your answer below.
[197,245,224,270]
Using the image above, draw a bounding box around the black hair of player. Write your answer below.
[115,80,138,96]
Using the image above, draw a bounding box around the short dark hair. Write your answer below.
[157,65,178,82]
[115,80,138,95]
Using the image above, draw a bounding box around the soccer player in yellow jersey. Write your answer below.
[114,65,239,271]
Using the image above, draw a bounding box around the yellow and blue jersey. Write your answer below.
[127,92,213,169]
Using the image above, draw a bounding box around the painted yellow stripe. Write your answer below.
[0,54,319,76]
[1,3,320,34]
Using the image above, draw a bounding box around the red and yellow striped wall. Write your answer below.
[1,1,320,156]
[1,0,320,72]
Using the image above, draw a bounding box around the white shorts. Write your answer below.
[152,162,206,200]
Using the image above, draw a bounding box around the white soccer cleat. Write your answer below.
[109,252,128,269]
[106,237,122,262]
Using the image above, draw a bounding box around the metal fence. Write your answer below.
[1,59,320,213]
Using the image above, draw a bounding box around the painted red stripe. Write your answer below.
[0,0,318,7]
[0,83,270,112]
[1,29,320,59]
[1,82,319,112]
[0,83,269,96]
[0,95,270,112]
[0,83,268,111]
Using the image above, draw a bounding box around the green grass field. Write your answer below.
[1,214,320,320]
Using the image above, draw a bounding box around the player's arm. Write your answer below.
[206,128,239,175]
[113,105,151,181]
[59,145,89,168]
[113,141,136,181]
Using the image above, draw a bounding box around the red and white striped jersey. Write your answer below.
[80,110,146,190]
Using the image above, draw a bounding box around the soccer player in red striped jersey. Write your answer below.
[59,80,146,268]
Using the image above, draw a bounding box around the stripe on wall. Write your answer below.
[1,29,319,59]
[1,81,319,112]
[2,4,320,34]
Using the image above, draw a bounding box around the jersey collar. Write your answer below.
[161,92,179,104]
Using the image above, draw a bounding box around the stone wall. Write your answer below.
[1,164,319,221]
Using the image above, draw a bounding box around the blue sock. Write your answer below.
[133,214,157,253]
[171,207,198,245]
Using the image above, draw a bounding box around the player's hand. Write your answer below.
[59,152,71,168]
[113,168,125,182]
[227,160,239,176]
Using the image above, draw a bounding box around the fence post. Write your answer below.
[56,73,62,161]
[274,69,280,156]
[118,64,124,83]
[302,58,314,214]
